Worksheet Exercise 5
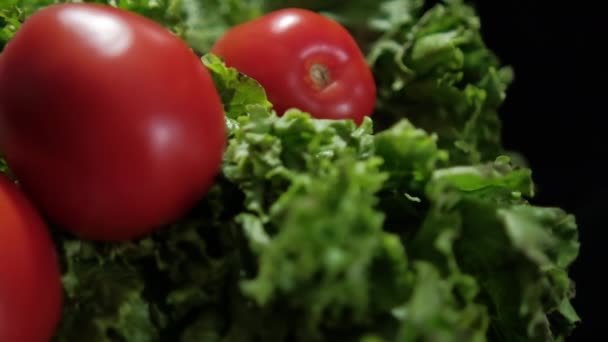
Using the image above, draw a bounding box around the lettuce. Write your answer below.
[0,1,580,341]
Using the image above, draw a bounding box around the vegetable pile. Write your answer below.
[0,1,580,341]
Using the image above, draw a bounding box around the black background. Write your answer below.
[469,0,602,340]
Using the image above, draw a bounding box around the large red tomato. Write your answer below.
[211,8,376,125]
[0,175,63,342]
[0,4,226,240]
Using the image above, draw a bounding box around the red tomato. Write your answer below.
[0,175,63,342]
[211,8,376,125]
[0,4,226,241]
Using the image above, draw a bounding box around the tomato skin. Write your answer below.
[0,4,226,240]
[0,175,63,342]
[211,8,376,125]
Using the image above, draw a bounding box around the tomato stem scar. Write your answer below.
[310,64,331,88]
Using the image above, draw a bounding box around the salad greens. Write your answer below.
[0,0,580,341]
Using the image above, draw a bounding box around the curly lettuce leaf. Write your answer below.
[52,178,244,341]
[208,55,407,338]
[367,0,512,165]
[181,0,263,53]
[374,119,448,191]
[57,240,158,342]
[410,159,580,341]
[392,261,488,342]
[205,55,581,341]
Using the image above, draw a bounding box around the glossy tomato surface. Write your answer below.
[0,4,225,240]
[0,175,62,342]
[212,8,376,125]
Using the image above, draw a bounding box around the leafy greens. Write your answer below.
[0,0,580,341]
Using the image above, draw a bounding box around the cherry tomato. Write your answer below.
[211,8,376,125]
[0,4,226,241]
[0,175,63,342]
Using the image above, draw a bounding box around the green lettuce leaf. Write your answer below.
[392,261,488,342]
[52,178,244,341]
[181,0,263,53]
[374,119,448,191]
[209,54,407,338]
[367,0,513,165]
[410,158,580,341]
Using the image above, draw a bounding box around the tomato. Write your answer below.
[0,175,63,342]
[0,4,226,241]
[211,8,376,125]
